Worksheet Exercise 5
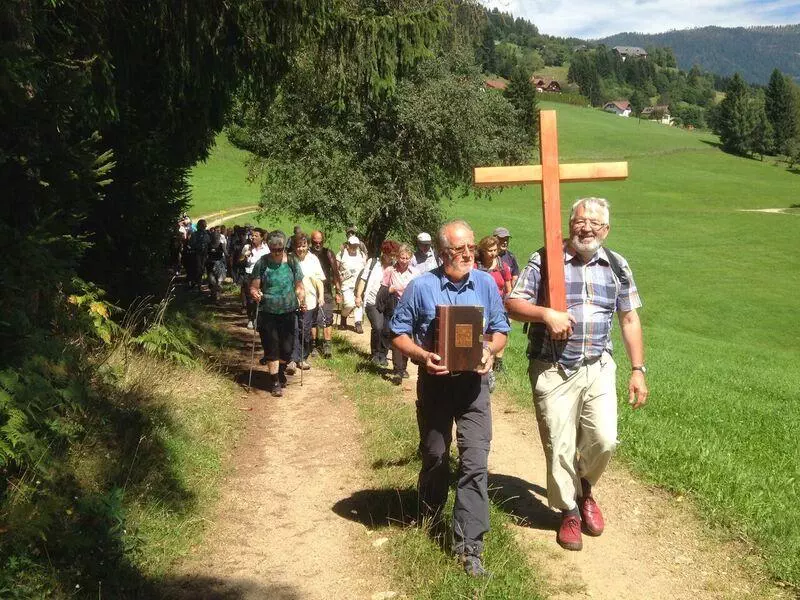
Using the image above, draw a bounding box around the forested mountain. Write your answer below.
[598,25,800,85]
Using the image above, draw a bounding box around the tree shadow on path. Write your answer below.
[151,575,300,599]
[488,473,560,532]
[332,487,419,529]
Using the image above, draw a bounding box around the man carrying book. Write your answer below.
[389,219,509,578]
[505,197,648,552]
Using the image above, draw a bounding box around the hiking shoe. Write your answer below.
[579,479,605,536]
[298,360,311,370]
[309,346,319,358]
[557,513,583,551]
[285,361,297,376]
[271,381,283,397]
[322,341,332,358]
[259,356,268,366]
[401,369,410,379]
[278,370,288,388]
[459,554,490,578]
[379,356,389,367]
[354,322,364,334]
[246,320,254,330]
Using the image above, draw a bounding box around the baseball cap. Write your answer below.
[347,235,360,245]
[417,232,432,243]
[493,227,511,238]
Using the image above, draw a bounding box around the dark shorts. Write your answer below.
[258,312,295,362]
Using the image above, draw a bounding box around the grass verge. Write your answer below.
[1,300,243,598]
[323,336,545,600]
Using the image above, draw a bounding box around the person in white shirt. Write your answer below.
[241,227,270,329]
[355,240,398,366]
[337,235,367,333]
[290,233,325,370]
[410,232,441,274]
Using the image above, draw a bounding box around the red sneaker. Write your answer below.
[557,513,583,551]
[579,494,605,536]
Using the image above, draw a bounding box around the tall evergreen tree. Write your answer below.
[765,68,799,154]
[717,73,755,156]
[504,66,539,148]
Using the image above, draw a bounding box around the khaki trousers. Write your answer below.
[529,352,618,511]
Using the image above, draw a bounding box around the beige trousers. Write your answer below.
[529,352,618,511]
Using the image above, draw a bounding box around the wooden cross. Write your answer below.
[473,110,628,311]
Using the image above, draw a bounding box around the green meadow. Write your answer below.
[188,101,800,586]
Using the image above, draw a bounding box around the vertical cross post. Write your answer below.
[473,110,628,312]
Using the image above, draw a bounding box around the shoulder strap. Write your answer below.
[603,248,628,285]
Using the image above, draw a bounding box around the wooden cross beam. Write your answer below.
[473,110,628,311]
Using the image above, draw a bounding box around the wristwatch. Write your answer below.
[632,365,648,374]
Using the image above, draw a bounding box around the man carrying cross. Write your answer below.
[475,110,647,551]
[505,197,648,551]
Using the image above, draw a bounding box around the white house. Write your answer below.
[603,100,632,117]
[641,104,673,125]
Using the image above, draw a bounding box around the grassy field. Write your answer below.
[187,135,259,217]
[188,101,800,587]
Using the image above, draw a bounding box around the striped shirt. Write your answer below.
[508,244,641,375]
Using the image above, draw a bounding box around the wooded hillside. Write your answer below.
[599,25,800,85]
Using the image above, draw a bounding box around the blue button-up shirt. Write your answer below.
[389,266,510,349]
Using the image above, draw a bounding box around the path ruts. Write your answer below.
[164,300,392,600]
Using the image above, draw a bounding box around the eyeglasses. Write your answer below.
[445,244,477,257]
[571,218,607,231]
[270,247,285,253]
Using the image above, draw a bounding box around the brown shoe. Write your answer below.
[579,494,605,536]
[557,513,583,551]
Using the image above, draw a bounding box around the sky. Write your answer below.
[478,0,800,39]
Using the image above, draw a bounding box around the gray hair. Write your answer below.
[437,219,474,249]
[569,197,610,225]
[266,229,287,248]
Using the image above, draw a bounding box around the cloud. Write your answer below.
[479,0,800,38]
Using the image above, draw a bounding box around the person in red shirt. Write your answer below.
[475,235,512,298]
[475,235,512,379]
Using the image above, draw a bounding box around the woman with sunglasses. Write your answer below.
[249,230,305,397]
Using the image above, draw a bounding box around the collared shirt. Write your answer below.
[382,265,417,299]
[410,248,441,274]
[243,243,270,275]
[508,244,641,375]
[390,266,510,350]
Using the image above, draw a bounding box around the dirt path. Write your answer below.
[166,302,395,600]
[336,325,789,600]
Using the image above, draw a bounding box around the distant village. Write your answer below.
[485,46,675,126]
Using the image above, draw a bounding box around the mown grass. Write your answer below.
[190,99,800,587]
[325,337,545,599]
[187,134,259,217]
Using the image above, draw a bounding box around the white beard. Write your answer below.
[571,235,603,255]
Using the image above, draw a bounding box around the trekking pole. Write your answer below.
[248,302,260,392]
[299,308,305,387]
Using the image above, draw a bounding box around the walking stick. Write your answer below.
[247,302,260,392]
[298,308,305,387]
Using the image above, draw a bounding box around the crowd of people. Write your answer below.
[174,217,523,393]
[174,199,649,578]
